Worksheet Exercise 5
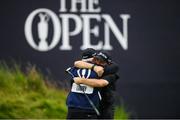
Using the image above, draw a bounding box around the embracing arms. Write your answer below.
[73,74,118,88]
[74,60,104,77]
[74,60,119,76]
[73,77,109,87]
[73,60,119,88]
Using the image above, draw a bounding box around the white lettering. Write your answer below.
[80,14,103,50]
[59,14,82,50]
[59,0,67,12]
[102,14,130,50]
[70,0,87,12]
[25,3,131,52]
[88,0,101,12]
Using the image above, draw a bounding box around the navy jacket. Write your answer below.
[66,67,101,110]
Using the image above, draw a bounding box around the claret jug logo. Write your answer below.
[25,9,61,51]
[24,0,130,52]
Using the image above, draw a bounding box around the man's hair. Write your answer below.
[81,48,96,59]
[94,51,112,64]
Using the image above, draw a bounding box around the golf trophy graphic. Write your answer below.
[38,13,50,51]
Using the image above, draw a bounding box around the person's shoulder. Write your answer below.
[111,61,119,67]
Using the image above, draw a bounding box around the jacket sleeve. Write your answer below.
[103,62,119,76]
[102,74,119,84]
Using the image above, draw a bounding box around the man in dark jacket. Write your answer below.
[74,51,119,119]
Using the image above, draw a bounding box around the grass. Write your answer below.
[0,61,129,119]
[0,62,67,119]
[114,106,129,119]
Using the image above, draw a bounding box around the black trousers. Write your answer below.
[67,107,98,119]
[98,104,115,119]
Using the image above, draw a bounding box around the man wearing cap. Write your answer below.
[74,51,119,119]
[65,48,118,119]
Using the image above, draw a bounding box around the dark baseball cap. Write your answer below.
[81,48,97,59]
[94,51,112,64]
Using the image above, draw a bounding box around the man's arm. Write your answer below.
[74,60,94,69]
[74,60,104,77]
[73,77,109,87]
[103,62,119,75]
[73,74,117,88]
